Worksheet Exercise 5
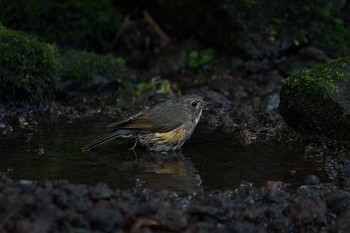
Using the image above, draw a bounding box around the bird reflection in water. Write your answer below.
[84,149,202,192]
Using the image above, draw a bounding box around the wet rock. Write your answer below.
[278,47,328,76]
[304,143,330,158]
[289,198,327,224]
[87,206,124,231]
[304,175,321,185]
[134,203,156,217]
[15,219,33,233]
[339,161,350,189]
[189,205,226,220]
[188,194,235,222]
[58,183,91,213]
[90,182,114,200]
[336,209,350,232]
[68,193,91,213]
[156,208,188,230]
[131,226,154,233]
[65,210,89,228]
[326,190,350,214]
[30,218,56,233]
[242,206,265,222]
[52,190,68,208]
[260,181,284,192]
[228,221,267,233]
[184,220,224,233]
[265,203,293,232]
[279,57,350,139]
[299,47,329,62]
[18,116,29,128]
[198,89,236,132]
[2,174,350,232]
[259,94,280,112]
[0,122,7,134]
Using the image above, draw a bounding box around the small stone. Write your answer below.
[37,147,45,156]
[68,194,91,213]
[156,208,188,230]
[336,209,350,232]
[135,203,156,217]
[90,182,114,200]
[229,221,267,233]
[304,174,320,185]
[261,180,284,192]
[52,190,68,208]
[290,198,327,224]
[66,210,89,228]
[15,219,33,233]
[87,207,124,231]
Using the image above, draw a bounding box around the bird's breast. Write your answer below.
[153,124,187,144]
[137,124,187,151]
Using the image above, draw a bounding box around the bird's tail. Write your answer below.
[82,129,135,151]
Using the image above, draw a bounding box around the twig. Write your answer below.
[143,10,171,44]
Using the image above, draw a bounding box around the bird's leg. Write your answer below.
[131,148,138,160]
[129,139,138,150]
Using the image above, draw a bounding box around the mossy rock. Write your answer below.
[59,50,127,92]
[279,57,350,138]
[0,0,122,52]
[0,24,59,103]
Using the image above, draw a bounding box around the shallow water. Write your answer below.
[0,116,329,192]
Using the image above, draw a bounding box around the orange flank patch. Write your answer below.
[154,124,186,144]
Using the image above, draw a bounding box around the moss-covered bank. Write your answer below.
[59,50,127,90]
[0,24,128,104]
[0,24,59,103]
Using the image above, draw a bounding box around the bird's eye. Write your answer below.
[191,101,198,107]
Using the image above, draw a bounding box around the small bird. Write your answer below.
[83,94,205,152]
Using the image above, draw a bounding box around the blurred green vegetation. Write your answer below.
[152,0,350,57]
[188,50,214,69]
[222,0,350,57]
[59,50,127,89]
[0,24,59,103]
[0,22,128,104]
[0,0,122,52]
[124,78,173,97]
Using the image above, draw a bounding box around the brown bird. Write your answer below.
[83,94,205,152]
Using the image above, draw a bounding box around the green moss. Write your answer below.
[0,0,122,52]
[0,24,59,103]
[282,57,350,101]
[188,50,215,69]
[279,56,350,138]
[59,50,126,88]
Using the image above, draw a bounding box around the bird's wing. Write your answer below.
[107,103,185,133]
[106,112,146,129]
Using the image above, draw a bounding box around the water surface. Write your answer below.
[0,116,328,192]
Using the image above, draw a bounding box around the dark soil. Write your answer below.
[1,175,350,233]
